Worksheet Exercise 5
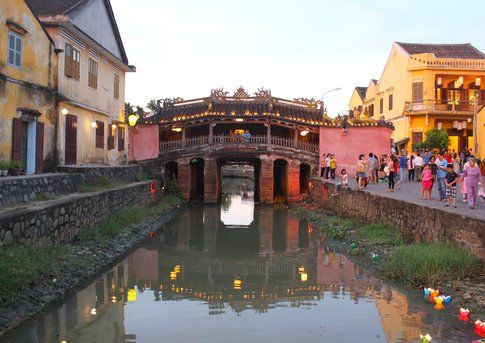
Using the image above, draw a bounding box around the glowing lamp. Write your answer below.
[233,278,242,290]
[90,308,97,315]
[61,108,69,116]
[111,123,117,130]
[300,273,308,282]
[128,288,137,302]
[91,121,98,129]
[462,121,467,129]
[436,77,442,86]
[476,77,482,87]
[111,295,117,303]
[434,296,444,310]
[128,114,139,127]
[171,127,182,132]
[458,308,470,321]
[235,118,244,122]
[300,129,309,136]
[174,265,181,273]
[170,271,177,280]
[298,266,305,273]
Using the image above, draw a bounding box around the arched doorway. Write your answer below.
[299,163,311,194]
[273,159,288,202]
[165,161,178,180]
[190,158,204,201]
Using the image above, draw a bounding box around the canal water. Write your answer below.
[1,178,477,343]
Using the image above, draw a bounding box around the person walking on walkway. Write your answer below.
[325,154,331,179]
[407,154,416,181]
[386,155,395,192]
[436,152,448,201]
[421,163,433,200]
[461,158,482,209]
[368,153,377,183]
[320,152,326,177]
[329,155,337,180]
[356,154,367,189]
[414,152,423,181]
[397,152,407,188]
[445,163,458,208]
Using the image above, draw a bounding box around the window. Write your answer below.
[379,98,384,114]
[65,43,80,80]
[107,126,115,150]
[95,121,104,149]
[369,104,374,116]
[7,31,22,68]
[117,127,125,151]
[412,82,423,103]
[412,131,423,144]
[114,73,120,99]
[88,58,98,89]
[388,94,393,110]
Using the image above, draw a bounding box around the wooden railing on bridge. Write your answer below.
[159,134,319,153]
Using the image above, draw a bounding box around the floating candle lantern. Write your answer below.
[442,295,451,304]
[423,288,432,297]
[419,333,432,342]
[429,290,440,302]
[458,308,470,321]
[433,296,444,310]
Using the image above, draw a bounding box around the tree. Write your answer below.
[135,105,145,117]
[147,99,157,111]
[124,102,134,115]
[419,128,450,150]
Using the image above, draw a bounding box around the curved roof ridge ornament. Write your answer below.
[210,87,229,100]
[293,97,318,109]
[233,86,250,99]
[162,97,184,107]
[254,87,272,99]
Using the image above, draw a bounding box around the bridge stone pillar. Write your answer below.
[287,160,301,202]
[204,158,218,203]
[260,157,274,203]
[177,160,190,201]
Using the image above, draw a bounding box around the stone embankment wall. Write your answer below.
[0,180,157,246]
[310,178,485,259]
[0,165,142,208]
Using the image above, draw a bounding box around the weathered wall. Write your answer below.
[310,178,485,259]
[0,180,158,246]
[128,125,159,161]
[478,106,485,159]
[319,127,392,176]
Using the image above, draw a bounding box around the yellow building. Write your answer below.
[28,0,135,166]
[348,86,367,117]
[477,106,485,159]
[358,42,485,153]
[0,0,58,173]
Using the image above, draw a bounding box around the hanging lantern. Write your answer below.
[233,278,242,290]
[300,273,308,282]
[457,122,462,130]
[128,114,139,127]
[128,288,137,302]
[462,121,467,129]
[437,122,442,130]
[171,127,182,132]
[453,121,458,129]
[61,108,69,116]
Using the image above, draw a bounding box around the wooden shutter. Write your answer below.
[65,44,73,77]
[12,118,21,161]
[74,49,80,80]
[65,114,77,165]
[36,122,44,173]
[114,74,120,99]
[117,127,125,151]
[412,131,423,144]
[412,82,423,103]
[107,128,115,150]
[95,121,104,148]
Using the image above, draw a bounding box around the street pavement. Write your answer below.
[322,176,485,221]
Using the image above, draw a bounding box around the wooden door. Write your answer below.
[65,114,77,165]
[20,121,28,169]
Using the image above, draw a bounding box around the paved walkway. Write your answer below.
[320,176,485,221]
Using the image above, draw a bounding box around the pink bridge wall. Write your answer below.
[129,125,159,161]
[319,127,392,177]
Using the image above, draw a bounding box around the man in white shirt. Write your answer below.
[414,152,424,181]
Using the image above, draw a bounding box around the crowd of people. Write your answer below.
[323,148,484,210]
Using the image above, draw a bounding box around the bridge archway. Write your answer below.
[217,158,260,203]
[165,161,178,180]
[190,158,205,201]
[273,159,288,202]
[299,163,311,194]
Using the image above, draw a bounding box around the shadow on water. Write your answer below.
[0,177,478,343]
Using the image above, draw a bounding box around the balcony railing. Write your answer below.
[159,134,319,153]
[404,99,484,113]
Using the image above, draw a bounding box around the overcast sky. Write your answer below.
[111,0,485,115]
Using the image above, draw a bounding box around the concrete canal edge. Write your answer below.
[0,183,185,336]
[309,178,485,260]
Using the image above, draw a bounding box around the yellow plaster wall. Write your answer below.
[348,89,363,112]
[478,107,485,159]
[0,0,58,165]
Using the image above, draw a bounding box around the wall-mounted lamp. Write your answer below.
[111,123,117,130]
[171,127,182,132]
[235,118,244,122]
[61,108,69,116]
[128,114,139,127]
[476,77,481,87]
[300,129,309,136]
[436,77,442,86]
[91,121,98,129]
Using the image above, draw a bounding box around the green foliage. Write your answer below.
[357,223,406,245]
[380,243,481,286]
[0,161,9,169]
[8,160,23,169]
[0,245,82,304]
[78,194,183,242]
[124,102,134,115]
[135,171,150,182]
[163,177,181,195]
[325,224,347,240]
[416,128,450,150]
[147,99,157,111]
[135,105,145,117]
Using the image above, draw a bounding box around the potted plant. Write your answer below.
[8,160,23,176]
[0,161,8,176]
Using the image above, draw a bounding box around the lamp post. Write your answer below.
[319,87,342,116]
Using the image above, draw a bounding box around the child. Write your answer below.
[444,163,458,208]
[421,163,433,200]
[332,169,348,196]
[329,155,337,180]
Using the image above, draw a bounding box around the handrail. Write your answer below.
[404,99,484,113]
[159,134,318,153]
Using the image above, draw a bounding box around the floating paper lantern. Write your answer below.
[420,333,432,342]
[434,296,444,310]
[458,308,470,321]
[442,295,451,304]
[128,288,137,302]
[429,290,440,302]
[475,320,485,338]
[424,288,433,297]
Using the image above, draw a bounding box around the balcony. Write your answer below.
[159,134,319,154]
[404,99,484,116]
